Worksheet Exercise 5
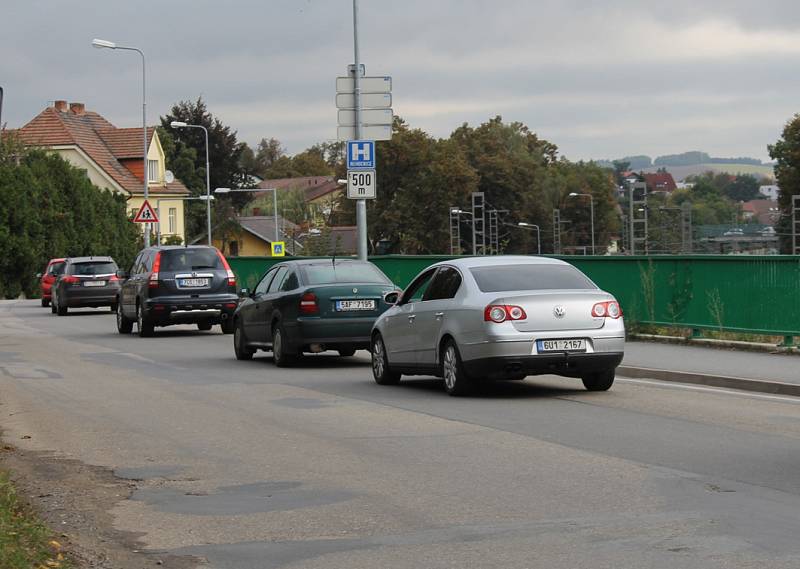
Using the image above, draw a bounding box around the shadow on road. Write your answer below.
[394,377,585,399]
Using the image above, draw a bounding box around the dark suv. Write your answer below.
[115,246,239,337]
[51,257,121,315]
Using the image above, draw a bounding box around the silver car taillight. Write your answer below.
[484,304,527,323]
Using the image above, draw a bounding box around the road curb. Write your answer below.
[617,366,800,397]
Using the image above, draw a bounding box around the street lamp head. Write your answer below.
[91,38,116,49]
[337,179,348,185]
[214,188,231,194]
[170,121,188,128]
[568,192,578,197]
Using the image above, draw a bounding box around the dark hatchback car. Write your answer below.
[51,257,121,316]
[38,257,66,307]
[116,245,239,337]
[232,259,396,366]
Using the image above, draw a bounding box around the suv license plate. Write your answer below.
[537,339,586,353]
[84,280,106,287]
[179,278,209,288]
[335,300,375,311]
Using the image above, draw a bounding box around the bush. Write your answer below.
[0,141,139,298]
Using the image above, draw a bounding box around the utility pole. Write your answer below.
[353,0,368,261]
[0,86,4,145]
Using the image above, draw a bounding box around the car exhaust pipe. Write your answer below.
[221,313,229,320]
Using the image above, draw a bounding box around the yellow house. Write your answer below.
[14,100,190,243]
[194,215,303,257]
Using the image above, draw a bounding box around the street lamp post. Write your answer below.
[517,223,541,255]
[567,192,595,254]
[92,38,149,247]
[155,196,214,245]
[215,187,279,243]
[170,121,212,246]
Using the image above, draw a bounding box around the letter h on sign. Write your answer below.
[347,140,375,169]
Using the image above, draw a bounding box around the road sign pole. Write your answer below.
[353,0,368,261]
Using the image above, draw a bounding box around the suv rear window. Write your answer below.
[469,264,596,292]
[159,249,223,272]
[71,262,117,275]
[302,263,390,285]
[48,262,66,276]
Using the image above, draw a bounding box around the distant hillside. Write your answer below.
[640,163,774,181]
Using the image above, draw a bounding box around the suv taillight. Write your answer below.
[484,304,527,323]
[591,301,622,319]
[299,292,319,315]
[216,249,237,287]
[62,276,80,285]
[149,251,162,289]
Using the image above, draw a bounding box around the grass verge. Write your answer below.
[0,469,71,569]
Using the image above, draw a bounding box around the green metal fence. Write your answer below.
[228,255,800,341]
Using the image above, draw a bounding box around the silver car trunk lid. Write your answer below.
[496,290,612,332]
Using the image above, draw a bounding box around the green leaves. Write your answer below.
[0,142,137,298]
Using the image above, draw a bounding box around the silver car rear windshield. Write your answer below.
[470,264,596,292]
[71,262,117,275]
[302,263,390,285]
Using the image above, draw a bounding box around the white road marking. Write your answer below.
[618,377,800,404]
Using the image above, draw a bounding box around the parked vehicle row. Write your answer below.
[38,251,625,396]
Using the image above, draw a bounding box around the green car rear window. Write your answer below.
[470,264,596,292]
[302,263,390,285]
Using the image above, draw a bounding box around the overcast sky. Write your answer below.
[3,0,800,162]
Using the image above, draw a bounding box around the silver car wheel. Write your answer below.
[372,337,385,377]
[443,345,457,390]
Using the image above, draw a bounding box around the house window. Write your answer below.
[147,160,159,183]
[229,241,239,257]
[168,208,177,234]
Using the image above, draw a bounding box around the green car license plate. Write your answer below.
[335,300,375,311]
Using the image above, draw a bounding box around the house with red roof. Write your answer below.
[11,100,190,243]
[643,172,677,193]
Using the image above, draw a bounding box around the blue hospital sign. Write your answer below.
[347,140,375,169]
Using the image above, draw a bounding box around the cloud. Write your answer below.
[2,0,800,161]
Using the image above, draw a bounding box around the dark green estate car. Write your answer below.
[232,260,397,366]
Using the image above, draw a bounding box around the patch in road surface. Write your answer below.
[115,464,184,481]
[132,481,354,516]
[270,397,333,409]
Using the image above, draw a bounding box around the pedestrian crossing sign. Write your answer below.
[272,241,286,257]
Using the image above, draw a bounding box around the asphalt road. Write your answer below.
[2,300,800,569]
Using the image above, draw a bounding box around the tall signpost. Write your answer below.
[337,0,393,260]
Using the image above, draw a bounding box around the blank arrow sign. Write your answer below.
[336,93,392,109]
[338,109,393,127]
[336,76,392,93]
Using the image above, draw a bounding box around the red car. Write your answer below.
[38,258,66,307]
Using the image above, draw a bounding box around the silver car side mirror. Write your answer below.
[383,290,401,305]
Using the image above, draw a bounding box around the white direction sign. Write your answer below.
[336,76,392,93]
[336,92,392,109]
[338,109,393,127]
[337,125,391,141]
[347,169,376,199]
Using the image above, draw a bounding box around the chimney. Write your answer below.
[54,100,68,112]
[69,102,85,115]
[252,207,261,216]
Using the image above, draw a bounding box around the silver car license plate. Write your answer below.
[179,278,209,288]
[537,339,586,353]
[83,280,106,287]
[335,300,375,311]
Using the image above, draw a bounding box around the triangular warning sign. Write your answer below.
[133,199,159,223]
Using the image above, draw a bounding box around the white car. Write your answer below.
[370,256,625,395]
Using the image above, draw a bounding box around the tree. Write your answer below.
[768,114,800,253]
[0,139,138,297]
[254,137,286,175]
[724,174,760,202]
[160,98,247,240]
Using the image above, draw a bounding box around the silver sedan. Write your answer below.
[370,256,625,395]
